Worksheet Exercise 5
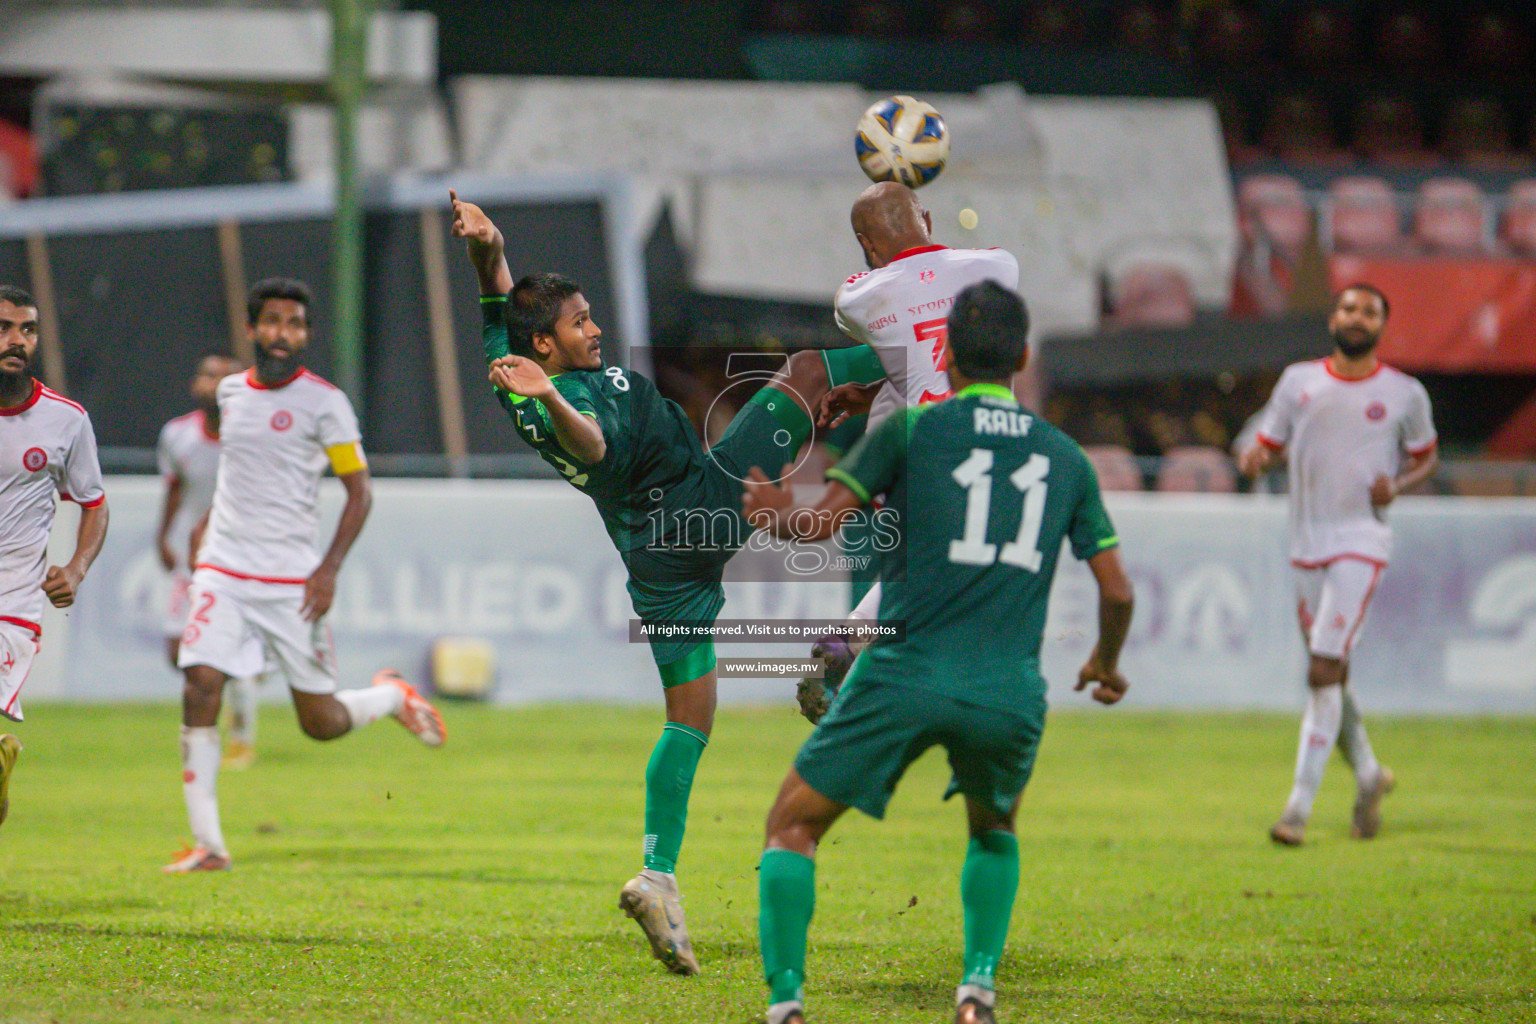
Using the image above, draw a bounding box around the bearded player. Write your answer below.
[155,353,263,769]
[1239,283,1437,846]
[0,285,110,830]
[165,278,445,873]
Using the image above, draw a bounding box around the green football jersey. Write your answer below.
[828,382,1119,711]
[482,296,713,552]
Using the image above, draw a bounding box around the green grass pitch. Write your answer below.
[0,702,1531,1023]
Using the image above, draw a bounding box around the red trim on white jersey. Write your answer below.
[197,562,308,585]
[0,379,42,416]
[245,366,304,391]
[1341,563,1385,653]
[0,615,41,636]
[1290,553,1388,570]
[300,369,339,390]
[71,494,106,509]
[889,244,948,263]
[1321,357,1385,383]
[1256,432,1284,451]
[1407,438,1438,457]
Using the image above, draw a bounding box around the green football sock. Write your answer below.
[642,722,708,874]
[759,847,816,1005]
[961,830,1019,990]
[748,384,814,454]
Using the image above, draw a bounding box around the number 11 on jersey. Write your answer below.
[948,449,1050,572]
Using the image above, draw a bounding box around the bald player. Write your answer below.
[802,182,1022,720]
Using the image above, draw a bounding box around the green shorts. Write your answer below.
[625,396,805,686]
[795,670,1046,820]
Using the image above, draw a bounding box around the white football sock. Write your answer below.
[225,676,259,746]
[1336,689,1380,789]
[334,683,404,729]
[181,726,227,856]
[1283,684,1343,822]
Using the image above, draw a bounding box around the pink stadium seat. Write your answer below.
[1501,180,1536,255]
[1414,178,1488,252]
[1107,262,1196,328]
[1083,445,1144,492]
[1237,174,1312,253]
[1328,176,1402,252]
[1156,446,1238,493]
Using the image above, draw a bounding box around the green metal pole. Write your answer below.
[330,0,370,410]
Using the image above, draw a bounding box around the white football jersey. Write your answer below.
[0,380,106,632]
[155,409,221,571]
[196,368,363,584]
[1255,359,1436,565]
[834,244,1021,427]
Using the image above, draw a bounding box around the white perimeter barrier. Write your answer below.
[30,480,1536,715]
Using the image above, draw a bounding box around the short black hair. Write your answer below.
[505,273,582,358]
[247,277,312,325]
[1335,281,1390,318]
[945,280,1029,380]
[0,285,36,309]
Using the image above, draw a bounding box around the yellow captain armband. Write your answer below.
[326,441,368,476]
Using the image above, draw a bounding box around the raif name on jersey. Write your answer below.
[973,406,1034,438]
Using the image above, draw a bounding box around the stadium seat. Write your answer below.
[1327,176,1403,252]
[935,0,1000,42]
[0,119,36,199]
[750,0,823,33]
[1413,178,1488,253]
[1458,9,1531,80]
[1155,446,1238,493]
[1022,0,1090,47]
[1112,1,1177,56]
[1260,92,1351,166]
[1288,3,1356,76]
[843,0,914,37]
[1500,179,1536,255]
[1372,6,1444,77]
[1237,174,1312,254]
[1194,4,1269,70]
[1350,94,1442,168]
[1083,445,1144,492]
[1106,262,1196,329]
[1439,97,1525,169]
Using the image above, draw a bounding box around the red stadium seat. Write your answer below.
[1083,445,1144,492]
[1288,2,1356,77]
[0,119,36,199]
[1440,97,1526,169]
[1500,179,1536,255]
[1351,94,1442,168]
[1237,174,1312,254]
[1413,178,1488,253]
[1106,262,1196,329]
[1372,6,1444,76]
[1155,447,1237,493]
[1327,176,1402,252]
[935,0,1000,42]
[1260,92,1352,166]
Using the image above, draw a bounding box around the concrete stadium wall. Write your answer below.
[26,480,1536,716]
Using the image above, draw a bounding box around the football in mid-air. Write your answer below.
[855,95,950,188]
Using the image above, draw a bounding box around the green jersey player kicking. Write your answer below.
[742,281,1135,1024]
[451,191,832,976]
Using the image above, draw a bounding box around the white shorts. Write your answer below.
[0,619,41,722]
[177,568,338,694]
[164,569,192,638]
[1293,557,1385,660]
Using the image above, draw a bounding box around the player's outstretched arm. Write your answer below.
[489,356,607,464]
[818,380,884,428]
[43,500,109,609]
[450,189,513,297]
[1075,546,1133,706]
[304,468,371,622]
[742,467,864,542]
